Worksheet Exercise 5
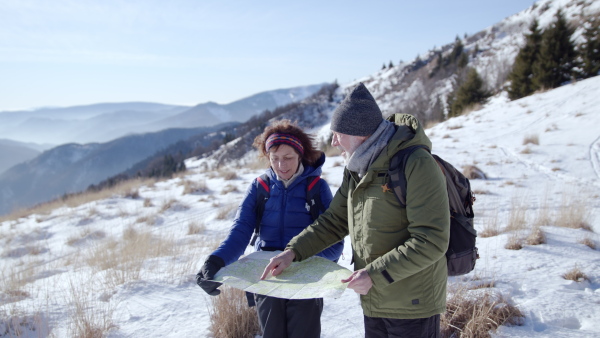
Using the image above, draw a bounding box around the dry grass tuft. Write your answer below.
[187,221,206,235]
[0,310,49,337]
[505,233,523,250]
[505,198,527,233]
[522,134,539,145]
[520,147,532,154]
[67,229,106,247]
[209,286,260,338]
[216,203,239,220]
[181,179,208,195]
[442,285,524,337]
[0,177,156,223]
[555,194,592,231]
[221,184,239,195]
[480,214,500,238]
[68,279,117,337]
[219,169,238,181]
[525,226,546,246]
[86,227,178,287]
[578,236,596,250]
[562,267,589,282]
[462,165,487,180]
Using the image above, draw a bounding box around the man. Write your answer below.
[261,82,450,338]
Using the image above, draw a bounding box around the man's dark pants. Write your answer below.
[364,314,440,338]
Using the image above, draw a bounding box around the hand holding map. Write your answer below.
[213,251,352,299]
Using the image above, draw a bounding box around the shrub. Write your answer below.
[522,134,539,145]
[462,165,487,180]
[442,285,524,337]
[562,267,589,282]
[209,286,261,338]
[578,236,596,250]
[525,226,546,246]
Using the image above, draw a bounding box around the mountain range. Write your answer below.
[0,84,325,215]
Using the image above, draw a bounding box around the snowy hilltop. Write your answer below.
[1,75,599,337]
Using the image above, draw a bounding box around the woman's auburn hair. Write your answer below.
[253,119,322,167]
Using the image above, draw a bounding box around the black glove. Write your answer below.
[196,255,225,296]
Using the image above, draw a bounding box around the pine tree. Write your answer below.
[507,20,542,100]
[533,10,576,89]
[388,61,394,68]
[382,63,387,70]
[580,15,600,78]
[458,52,469,69]
[448,68,490,117]
[450,36,464,63]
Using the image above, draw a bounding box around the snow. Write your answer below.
[2,74,600,337]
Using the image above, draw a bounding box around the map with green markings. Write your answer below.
[213,251,352,299]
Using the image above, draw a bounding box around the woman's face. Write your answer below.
[269,144,301,180]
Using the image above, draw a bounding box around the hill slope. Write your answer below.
[1,73,598,338]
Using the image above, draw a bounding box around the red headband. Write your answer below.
[265,133,304,155]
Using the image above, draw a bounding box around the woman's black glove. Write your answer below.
[196,255,225,296]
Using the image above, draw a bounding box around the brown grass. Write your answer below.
[520,147,532,154]
[480,213,500,238]
[578,236,596,250]
[218,169,238,181]
[187,221,206,235]
[462,165,487,180]
[562,267,589,282]
[442,285,524,337]
[525,226,546,246]
[221,184,239,195]
[68,279,117,337]
[555,194,592,231]
[505,198,527,233]
[216,203,239,220]
[505,233,523,250]
[209,286,260,338]
[66,229,106,247]
[181,179,208,195]
[0,177,156,223]
[0,309,49,337]
[522,134,539,145]
[86,227,178,287]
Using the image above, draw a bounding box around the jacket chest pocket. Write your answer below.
[361,175,407,238]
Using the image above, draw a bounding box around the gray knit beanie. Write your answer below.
[330,82,383,136]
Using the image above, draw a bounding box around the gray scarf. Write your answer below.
[347,120,396,177]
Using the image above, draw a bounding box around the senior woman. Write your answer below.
[196,119,343,338]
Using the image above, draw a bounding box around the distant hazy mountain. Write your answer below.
[137,84,328,131]
[0,125,228,216]
[0,102,190,145]
[0,139,42,175]
[0,84,326,145]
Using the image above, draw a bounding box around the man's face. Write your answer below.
[331,131,367,163]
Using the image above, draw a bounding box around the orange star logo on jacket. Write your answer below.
[382,183,392,193]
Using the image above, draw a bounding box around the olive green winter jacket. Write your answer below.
[287,114,450,319]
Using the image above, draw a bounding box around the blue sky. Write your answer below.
[0,0,535,111]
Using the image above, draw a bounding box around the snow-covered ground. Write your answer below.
[1,76,600,337]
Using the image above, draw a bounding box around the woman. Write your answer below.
[196,119,343,338]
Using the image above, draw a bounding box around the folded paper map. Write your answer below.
[213,251,352,299]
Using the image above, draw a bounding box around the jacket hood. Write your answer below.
[384,114,432,160]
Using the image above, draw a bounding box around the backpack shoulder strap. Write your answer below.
[250,174,270,246]
[388,145,429,207]
[306,176,324,221]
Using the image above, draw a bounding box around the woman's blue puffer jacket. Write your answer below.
[212,154,344,266]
